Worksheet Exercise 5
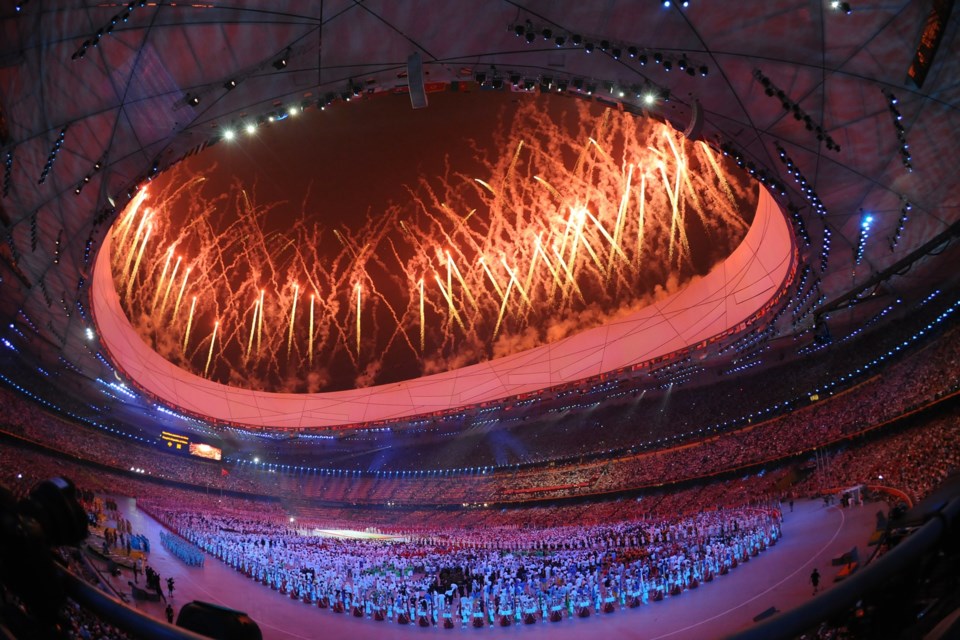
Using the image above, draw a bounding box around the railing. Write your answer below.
[63,567,213,640]
[725,492,960,640]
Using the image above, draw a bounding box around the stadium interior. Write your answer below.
[0,2,959,639]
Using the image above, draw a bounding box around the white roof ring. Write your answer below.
[91,186,795,430]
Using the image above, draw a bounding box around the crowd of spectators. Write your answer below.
[55,546,134,639]
[0,388,267,495]
[793,414,960,504]
[5,398,953,539]
[267,299,960,470]
[1,316,957,509]
[223,320,960,504]
[0,302,957,513]
[60,595,132,639]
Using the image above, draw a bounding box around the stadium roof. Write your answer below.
[1,1,958,448]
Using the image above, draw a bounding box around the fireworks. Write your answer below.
[109,95,754,392]
[203,320,219,378]
[287,283,299,361]
[183,296,197,352]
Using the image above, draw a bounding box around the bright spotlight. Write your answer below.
[245,123,256,135]
[288,106,299,116]
[222,129,235,141]
[643,93,657,106]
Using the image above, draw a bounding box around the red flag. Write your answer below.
[221,468,229,476]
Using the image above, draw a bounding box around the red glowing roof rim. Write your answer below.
[90,188,794,430]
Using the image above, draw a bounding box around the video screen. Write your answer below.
[188,442,222,461]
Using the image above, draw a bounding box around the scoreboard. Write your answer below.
[160,430,188,451]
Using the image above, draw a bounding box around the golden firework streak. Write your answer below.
[183,296,197,352]
[246,293,260,360]
[609,163,634,272]
[588,137,611,161]
[637,172,647,264]
[556,207,576,263]
[551,246,585,302]
[478,256,505,301]
[447,253,478,310]
[474,178,497,197]
[700,140,741,211]
[204,320,219,377]
[534,237,565,290]
[418,279,425,352]
[499,258,530,306]
[125,225,151,299]
[355,283,361,357]
[256,289,265,356]
[446,257,454,325]
[150,248,174,313]
[533,175,562,200]
[287,283,299,360]
[162,257,183,317]
[115,190,148,251]
[574,222,607,276]
[500,140,524,191]
[493,277,514,339]
[308,294,315,367]
[583,208,625,262]
[660,163,679,262]
[171,264,189,319]
[522,235,541,304]
[433,274,466,331]
[121,210,150,284]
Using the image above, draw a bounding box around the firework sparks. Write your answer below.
[115,190,149,253]
[204,320,219,377]
[256,289,265,357]
[355,283,362,357]
[287,283,299,360]
[474,178,497,197]
[245,292,259,361]
[171,264,188,319]
[120,209,150,285]
[183,296,197,352]
[125,224,151,299]
[111,96,754,391]
[309,294,315,367]
[418,278,425,352]
[151,248,174,313]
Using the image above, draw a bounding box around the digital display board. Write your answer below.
[189,442,222,461]
[160,430,189,451]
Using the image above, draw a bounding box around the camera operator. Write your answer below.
[0,476,89,638]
